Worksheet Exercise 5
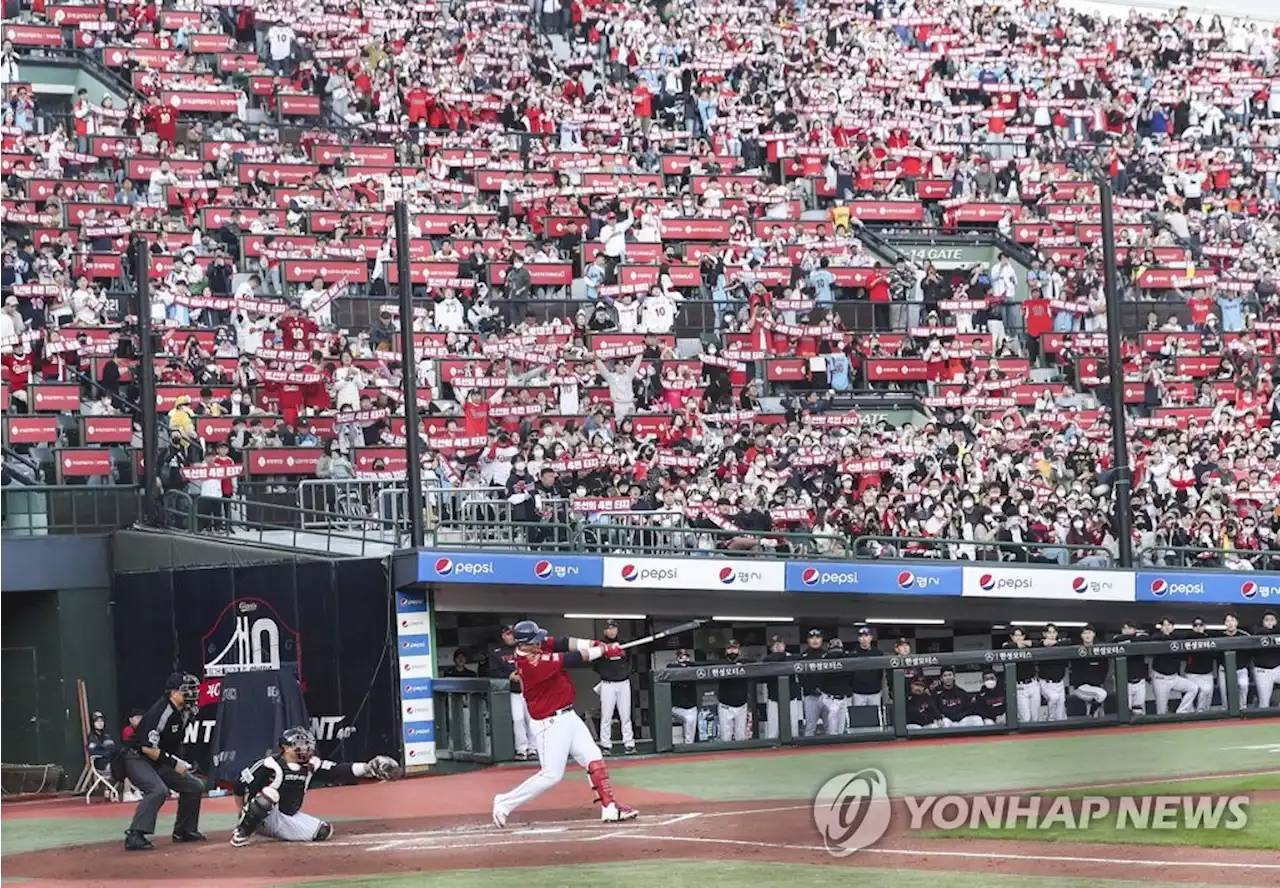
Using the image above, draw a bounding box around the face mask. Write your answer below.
[514,461,526,471]
[983,679,997,689]
[576,487,587,497]
[1073,520,1084,529]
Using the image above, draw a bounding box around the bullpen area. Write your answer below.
[3,721,1278,887]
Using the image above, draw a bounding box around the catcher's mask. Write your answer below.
[279,726,317,760]
[165,671,200,716]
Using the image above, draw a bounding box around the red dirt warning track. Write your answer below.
[6,787,1279,887]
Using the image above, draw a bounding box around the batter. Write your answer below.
[492,620,639,827]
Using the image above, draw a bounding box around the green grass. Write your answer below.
[611,721,1280,801]
[918,773,1280,851]
[296,861,1247,888]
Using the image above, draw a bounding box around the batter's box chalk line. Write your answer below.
[330,813,701,852]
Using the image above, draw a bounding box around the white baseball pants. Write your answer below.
[260,807,327,842]
[1016,679,1042,723]
[821,694,850,735]
[942,715,985,728]
[802,694,824,736]
[598,680,634,750]
[1255,665,1280,708]
[764,699,802,740]
[852,692,882,709]
[717,702,749,741]
[1039,679,1067,721]
[1151,672,1198,714]
[494,708,601,817]
[1218,667,1250,709]
[1127,680,1148,713]
[1071,684,1108,716]
[672,706,698,745]
[1187,672,1215,711]
[510,692,534,756]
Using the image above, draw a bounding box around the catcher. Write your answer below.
[229,726,401,847]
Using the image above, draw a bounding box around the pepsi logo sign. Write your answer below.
[1150,579,1168,596]
[1072,577,1089,594]
[802,567,820,586]
[434,557,453,576]
[897,571,915,590]
[1242,582,1258,600]
[534,560,553,579]
[979,573,996,592]
[719,567,736,585]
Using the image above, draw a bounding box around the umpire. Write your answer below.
[123,671,207,851]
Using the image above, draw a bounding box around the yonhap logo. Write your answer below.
[813,768,893,857]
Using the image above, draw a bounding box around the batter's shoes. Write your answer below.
[229,829,251,848]
[492,798,510,828]
[624,746,637,755]
[124,831,154,851]
[601,802,639,822]
[172,830,207,843]
[514,751,529,761]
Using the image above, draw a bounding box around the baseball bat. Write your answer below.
[619,619,707,651]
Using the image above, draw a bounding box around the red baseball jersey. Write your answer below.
[514,638,577,719]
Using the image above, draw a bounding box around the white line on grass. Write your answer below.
[1016,769,1280,795]
[615,834,1280,870]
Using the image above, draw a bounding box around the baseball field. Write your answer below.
[3,720,1278,887]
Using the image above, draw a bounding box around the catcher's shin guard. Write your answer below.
[314,821,333,842]
[586,760,618,808]
[237,793,274,839]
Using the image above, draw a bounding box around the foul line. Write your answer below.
[1015,769,1280,796]
[615,834,1280,870]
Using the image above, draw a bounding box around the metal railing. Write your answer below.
[160,491,405,556]
[1,484,141,536]
[853,535,1116,566]
[1139,544,1280,572]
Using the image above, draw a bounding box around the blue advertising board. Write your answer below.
[1136,570,1280,605]
[785,561,962,595]
[394,589,435,768]
[415,551,604,586]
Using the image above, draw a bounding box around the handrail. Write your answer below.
[1138,544,1280,570]
[852,535,1115,566]
[1,484,141,535]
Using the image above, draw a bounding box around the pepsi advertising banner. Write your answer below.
[1137,571,1280,605]
[416,552,604,586]
[395,588,436,771]
[786,562,961,595]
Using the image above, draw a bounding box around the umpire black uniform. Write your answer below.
[123,672,206,851]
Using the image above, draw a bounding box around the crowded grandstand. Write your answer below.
[2,0,1279,568]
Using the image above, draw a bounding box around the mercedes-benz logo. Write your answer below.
[889,657,901,668]
[1168,641,1181,652]
[1077,647,1088,657]
[983,652,995,662]
[793,663,804,673]
[695,668,707,679]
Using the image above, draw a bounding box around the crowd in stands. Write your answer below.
[3,0,1280,568]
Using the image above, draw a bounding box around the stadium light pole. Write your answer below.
[394,201,426,548]
[1097,179,1133,568]
[134,236,159,520]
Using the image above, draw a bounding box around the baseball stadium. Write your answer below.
[4,0,1280,885]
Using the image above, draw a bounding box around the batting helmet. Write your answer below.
[513,620,547,645]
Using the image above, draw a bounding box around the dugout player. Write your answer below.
[230,727,401,846]
[1069,625,1109,717]
[1113,620,1151,714]
[594,620,635,755]
[490,625,535,761]
[123,672,206,851]
[819,638,855,734]
[799,628,826,735]
[1217,613,1251,708]
[975,670,1006,724]
[934,668,984,728]
[905,676,941,730]
[1036,623,1068,721]
[1002,627,1040,723]
[668,649,700,744]
[850,627,885,713]
[1150,617,1198,714]
[492,621,638,826]
[762,636,802,739]
[1252,611,1279,708]
[715,640,752,742]
[1184,618,1217,711]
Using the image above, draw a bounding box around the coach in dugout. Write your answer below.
[934,668,985,728]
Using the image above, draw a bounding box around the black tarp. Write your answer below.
[209,668,310,784]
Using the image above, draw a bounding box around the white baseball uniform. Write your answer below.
[820,693,850,735]
[1127,679,1148,713]
[1186,670,1216,711]
[717,702,749,741]
[1255,664,1279,708]
[1218,666,1250,709]
[672,706,698,744]
[765,699,803,739]
[598,679,634,751]
[510,691,534,756]
[1015,679,1042,723]
[1039,679,1067,721]
[258,807,327,842]
[1151,671,1198,714]
[802,694,824,736]
[1071,684,1108,716]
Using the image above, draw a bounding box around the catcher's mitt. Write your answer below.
[368,755,403,781]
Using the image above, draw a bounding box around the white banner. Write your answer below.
[961,567,1135,601]
[602,557,785,592]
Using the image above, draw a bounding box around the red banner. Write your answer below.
[245,448,324,475]
[849,201,925,222]
[282,260,368,284]
[4,417,58,444]
[83,416,134,444]
[33,385,81,411]
[279,95,322,116]
[6,25,64,46]
[161,91,242,113]
[866,359,929,381]
[59,449,113,477]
